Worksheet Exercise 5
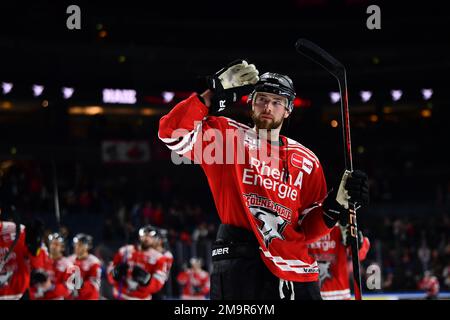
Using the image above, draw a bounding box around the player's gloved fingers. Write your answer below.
[239,70,259,82]
[238,63,258,74]
[235,65,258,79]
[351,170,368,180]
[345,178,366,190]
[246,64,258,74]
[361,185,369,194]
[228,61,248,73]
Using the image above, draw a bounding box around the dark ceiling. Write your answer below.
[0,1,448,95]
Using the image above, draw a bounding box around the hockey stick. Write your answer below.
[295,38,363,300]
[51,159,61,227]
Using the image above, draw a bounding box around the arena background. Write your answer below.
[0,0,449,299]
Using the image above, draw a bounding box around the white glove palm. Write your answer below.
[336,170,351,209]
[217,60,259,89]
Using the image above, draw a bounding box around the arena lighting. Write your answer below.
[2,82,13,94]
[32,84,44,97]
[62,87,74,99]
[162,91,175,103]
[102,88,136,104]
[390,89,403,101]
[329,91,340,103]
[421,88,433,100]
[69,106,104,115]
[360,90,372,102]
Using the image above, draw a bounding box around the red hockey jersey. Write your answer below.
[107,245,168,300]
[29,247,72,300]
[177,268,210,299]
[161,250,174,275]
[0,222,29,300]
[308,226,370,300]
[159,94,331,282]
[67,254,102,300]
[419,275,440,297]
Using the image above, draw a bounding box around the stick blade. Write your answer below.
[295,38,345,78]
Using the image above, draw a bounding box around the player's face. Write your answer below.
[49,240,64,256]
[140,234,154,249]
[191,260,202,270]
[251,92,290,130]
[74,242,88,257]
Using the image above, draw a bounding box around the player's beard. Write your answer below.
[140,241,152,250]
[251,110,284,130]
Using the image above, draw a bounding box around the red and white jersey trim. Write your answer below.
[261,250,319,274]
[0,293,23,300]
[321,289,351,300]
[159,119,204,155]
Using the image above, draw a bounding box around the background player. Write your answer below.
[28,232,73,300]
[108,225,169,300]
[68,233,102,300]
[309,224,370,299]
[176,257,210,300]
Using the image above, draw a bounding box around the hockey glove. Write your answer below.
[322,170,369,228]
[30,269,49,286]
[131,266,151,286]
[207,59,259,113]
[25,219,44,256]
[111,262,129,281]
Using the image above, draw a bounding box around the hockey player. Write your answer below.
[158,60,369,299]
[108,225,169,300]
[177,257,210,300]
[308,224,370,300]
[151,228,174,300]
[0,208,44,300]
[68,233,102,300]
[418,270,440,299]
[28,232,73,300]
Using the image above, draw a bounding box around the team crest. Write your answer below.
[248,206,288,248]
[318,261,332,285]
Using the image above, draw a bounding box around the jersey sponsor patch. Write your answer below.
[290,154,313,174]
[291,153,303,169]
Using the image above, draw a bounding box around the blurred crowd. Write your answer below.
[1,160,450,298]
[362,213,450,292]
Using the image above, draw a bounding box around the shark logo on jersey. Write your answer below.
[318,261,332,285]
[0,270,13,286]
[249,206,288,248]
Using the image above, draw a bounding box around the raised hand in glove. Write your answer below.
[131,266,151,286]
[206,59,259,113]
[322,170,369,228]
[111,262,129,281]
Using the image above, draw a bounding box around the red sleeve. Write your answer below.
[79,263,101,300]
[158,94,227,163]
[296,161,331,243]
[29,246,47,269]
[145,258,167,295]
[177,271,188,285]
[200,273,210,295]
[358,237,370,261]
[42,284,70,300]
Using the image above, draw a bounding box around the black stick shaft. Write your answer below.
[296,38,363,299]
